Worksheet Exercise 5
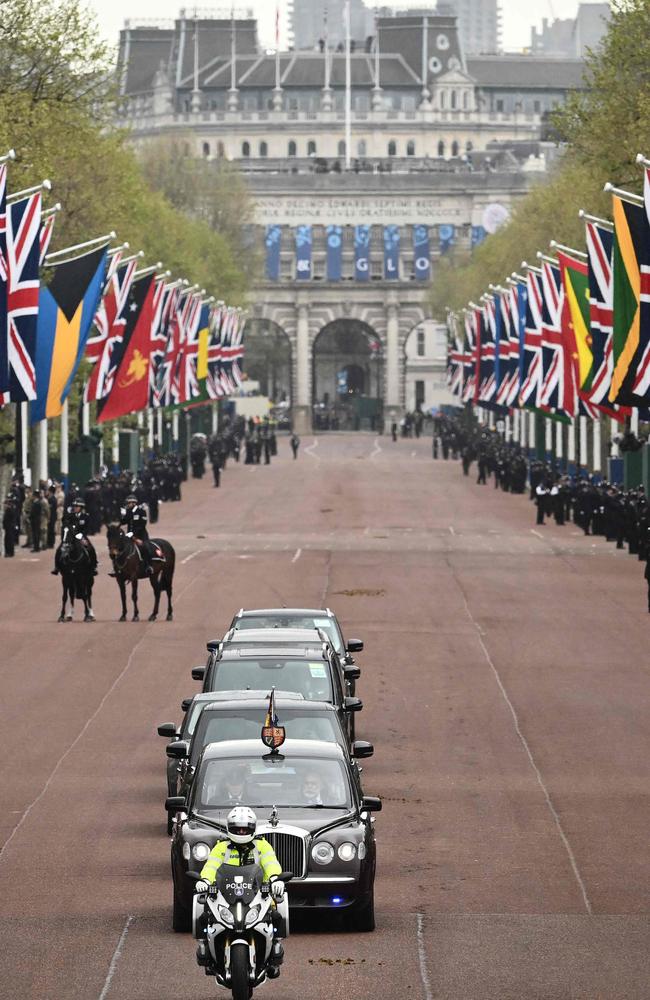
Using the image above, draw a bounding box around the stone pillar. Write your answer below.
[593,418,602,473]
[384,294,400,432]
[568,419,576,465]
[555,420,563,461]
[293,298,311,434]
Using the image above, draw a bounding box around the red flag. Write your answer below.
[97,275,155,422]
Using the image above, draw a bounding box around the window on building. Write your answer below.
[496,99,504,113]
[202,141,210,158]
[462,90,469,110]
[307,140,317,156]
[259,141,268,157]
[357,139,367,157]
[437,140,445,157]
[466,140,473,153]
[451,90,457,110]
[406,140,415,156]
[417,331,425,357]
[388,139,397,156]
[451,140,459,157]
[288,140,297,157]
[242,141,251,157]
[534,100,541,113]
[440,90,446,110]
[338,139,346,157]
[415,380,425,408]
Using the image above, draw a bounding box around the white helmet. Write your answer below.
[226,806,257,845]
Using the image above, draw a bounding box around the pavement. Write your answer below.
[1,433,650,1000]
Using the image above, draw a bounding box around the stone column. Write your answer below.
[593,418,602,473]
[293,297,311,434]
[384,293,400,432]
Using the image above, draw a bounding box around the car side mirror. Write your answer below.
[166,741,189,760]
[344,696,363,713]
[347,638,364,653]
[165,795,187,812]
[181,698,192,712]
[206,640,220,652]
[361,795,382,813]
[344,665,361,680]
[157,722,177,739]
[352,740,374,759]
[191,666,205,681]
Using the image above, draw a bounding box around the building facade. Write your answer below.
[116,7,585,431]
[530,3,610,58]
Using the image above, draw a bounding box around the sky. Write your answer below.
[88,1,590,54]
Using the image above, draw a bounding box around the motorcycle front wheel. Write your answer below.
[230,942,252,1000]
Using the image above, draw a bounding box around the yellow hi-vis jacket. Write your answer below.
[200,838,282,884]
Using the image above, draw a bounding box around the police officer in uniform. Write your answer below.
[119,494,160,576]
[52,498,98,574]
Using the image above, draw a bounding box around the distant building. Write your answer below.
[438,0,501,55]
[530,2,610,58]
[289,0,375,51]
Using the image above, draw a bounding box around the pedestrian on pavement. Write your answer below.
[290,433,300,459]
[3,499,15,557]
[391,422,398,442]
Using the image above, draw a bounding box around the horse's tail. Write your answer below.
[151,538,175,578]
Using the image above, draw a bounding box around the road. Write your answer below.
[1,433,650,1000]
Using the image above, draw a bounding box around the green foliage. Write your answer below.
[435,0,650,318]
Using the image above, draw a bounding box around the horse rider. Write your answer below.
[51,498,98,575]
[118,494,162,576]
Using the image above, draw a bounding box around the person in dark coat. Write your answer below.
[290,433,300,459]
[3,499,15,557]
[47,486,57,548]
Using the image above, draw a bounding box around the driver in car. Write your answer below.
[195,806,286,978]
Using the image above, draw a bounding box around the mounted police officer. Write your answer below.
[119,494,161,576]
[51,498,98,575]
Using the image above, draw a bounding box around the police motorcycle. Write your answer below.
[192,862,293,999]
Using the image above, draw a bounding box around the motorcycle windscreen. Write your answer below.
[215,863,264,906]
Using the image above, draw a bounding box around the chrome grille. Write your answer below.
[266,832,306,878]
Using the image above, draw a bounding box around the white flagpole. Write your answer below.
[7,178,51,203]
[60,399,69,480]
[46,231,116,262]
[0,149,16,164]
[344,0,351,170]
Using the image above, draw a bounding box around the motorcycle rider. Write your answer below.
[118,494,161,576]
[195,806,286,979]
[51,498,97,575]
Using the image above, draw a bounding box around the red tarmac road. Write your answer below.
[1,433,650,1000]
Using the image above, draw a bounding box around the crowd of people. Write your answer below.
[433,413,650,611]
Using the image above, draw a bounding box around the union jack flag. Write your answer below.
[0,164,8,398]
[205,303,225,400]
[494,292,514,406]
[5,194,41,402]
[84,255,138,402]
[462,309,478,402]
[586,222,614,406]
[446,313,465,397]
[506,281,523,406]
[148,278,174,408]
[478,300,496,403]
[539,261,575,416]
[519,270,543,407]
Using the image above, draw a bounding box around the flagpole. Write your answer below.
[549,240,588,260]
[593,417,602,473]
[45,231,116,262]
[108,242,130,258]
[635,153,650,168]
[344,0,351,170]
[20,402,28,474]
[42,203,62,219]
[37,420,48,485]
[0,149,16,164]
[147,409,154,451]
[133,262,163,279]
[603,182,644,206]
[60,399,69,483]
[578,209,613,230]
[7,179,51,203]
[112,425,119,467]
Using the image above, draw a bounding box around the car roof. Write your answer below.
[222,628,324,644]
[192,690,306,704]
[217,647,329,660]
[199,699,338,714]
[236,608,334,619]
[200,738,345,762]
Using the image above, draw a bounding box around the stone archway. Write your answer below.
[312,318,383,431]
[242,317,293,415]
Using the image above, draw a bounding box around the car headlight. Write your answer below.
[192,842,210,862]
[311,841,335,865]
[337,842,357,862]
[218,906,234,926]
[245,907,260,926]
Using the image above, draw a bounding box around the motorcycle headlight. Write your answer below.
[337,842,356,862]
[311,841,335,865]
[218,906,235,926]
[245,907,260,926]
[192,842,210,862]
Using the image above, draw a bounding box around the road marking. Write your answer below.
[98,914,134,1000]
[181,548,202,565]
[530,529,544,540]
[411,450,417,457]
[291,547,302,563]
[416,913,434,1000]
[304,438,320,460]
[459,590,592,915]
[370,438,382,461]
[448,525,455,535]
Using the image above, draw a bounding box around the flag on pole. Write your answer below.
[32,244,108,421]
[5,193,41,402]
[462,310,478,402]
[519,270,543,407]
[478,301,496,403]
[0,165,8,396]
[586,221,614,406]
[609,193,650,405]
[149,282,178,408]
[39,214,55,266]
[506,281,523,406]
[84,257,137,402]
[97,275,156,422]
[538,260,575,416]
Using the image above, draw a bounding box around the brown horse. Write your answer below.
[106,524,175,622]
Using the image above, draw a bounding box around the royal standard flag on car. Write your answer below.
[32,244,108,421]
[261,688,285,751]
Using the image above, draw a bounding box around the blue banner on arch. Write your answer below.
[327,225,343,281]
[265,225,282,281]
[295,225,312,280]
[354,225,371,281]
[471,225,487,249]
[439,224,456,255]
[413,225,431,281]
[383,225,400,279]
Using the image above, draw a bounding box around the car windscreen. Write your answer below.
[183,701,209,739]
[208,659,333,703]
[234,615,343,654]
[195,756,352,810]
[190,710,341,765]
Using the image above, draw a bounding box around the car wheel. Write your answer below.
[172,887,191,933]
[346,890,375,932]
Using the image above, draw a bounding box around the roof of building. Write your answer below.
[466,55,585,89]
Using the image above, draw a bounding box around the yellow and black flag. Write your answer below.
[609,195,650,406]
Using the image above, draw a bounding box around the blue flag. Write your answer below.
[471,225,487,249]
[265,225,281,281]
[439,225,456,255]
[413,225,431,281]
[383,225,400,280]
[326,225,343,281]
[295,225,312,280]
[354,225,371,281]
